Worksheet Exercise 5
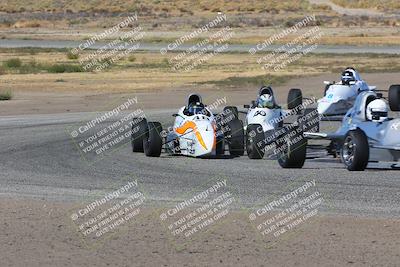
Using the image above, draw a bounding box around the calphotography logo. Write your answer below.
[66,96,146,164]
[247,180,328,248]
[158,178,237,250]
[70,14,145,72]
[159,14,234,72]
[250,15,324,72]
[160,13,228,55]
[68,178,147,248]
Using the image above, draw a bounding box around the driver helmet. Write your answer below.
[341,68,356,85]
[257,93,275,108]
[188,102,205,115]
[366,99,389,122]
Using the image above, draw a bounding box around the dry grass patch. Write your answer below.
[1,48,398,95]
[0,90,12,100]
[332,0,400,10]
[0,0,311,14]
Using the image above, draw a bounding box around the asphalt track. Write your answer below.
[1,39,400,54]
[1,110,399,219]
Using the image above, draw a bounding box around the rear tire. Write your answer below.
[277,126,307,168]
[226,119,244,156]
[143,122,163,157]
[216,137,225,155]
[389,84,400,111]
[131,117,148,152]
[341,130,369,171]
[287,88,303,110]
[246,124,265,159]
[223,106,239,120]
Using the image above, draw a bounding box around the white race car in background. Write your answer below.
[318,67,375,116]
[131,94,245,157]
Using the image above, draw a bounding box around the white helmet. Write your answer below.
[366,99,389,122]
[258,94,274,108]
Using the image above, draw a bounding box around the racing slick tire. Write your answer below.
[131,117,148,152]
[226,119,244,156]
[246,124,265,159]
[341,129,369,171]
[143,122,163,157]
[389,84,400,111]
[287,88,303,110]
[223,106,239,120]
[277,126,307,168]
[216,138,225,155]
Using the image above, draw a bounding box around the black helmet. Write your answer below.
[187,102,205,115]
[187,94,202,106]
[341,69,356,85]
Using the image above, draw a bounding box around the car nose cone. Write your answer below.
[318,102,331,115]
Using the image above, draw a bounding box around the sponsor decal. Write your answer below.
[175,121,208,150]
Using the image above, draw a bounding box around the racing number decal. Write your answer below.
[254,110,267,117]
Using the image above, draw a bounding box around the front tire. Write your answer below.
[341,130,369,171]
[277,126,307,168]
[287,88,303,110]
[131,117,148,152]
[226,119,244,156]
[389,84,400,111]
[143,122,163,157]
[246,124,265,159]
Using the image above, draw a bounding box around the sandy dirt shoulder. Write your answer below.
[0,197,399,267]
[2,72,399,116]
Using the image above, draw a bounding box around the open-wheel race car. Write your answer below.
[130,94,245,158]
[241,86,284,159]
[224,85,310,167]
[317,67,375,117]
[290,84,400,171]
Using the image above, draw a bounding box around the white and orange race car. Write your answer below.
[131,94,245,157]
